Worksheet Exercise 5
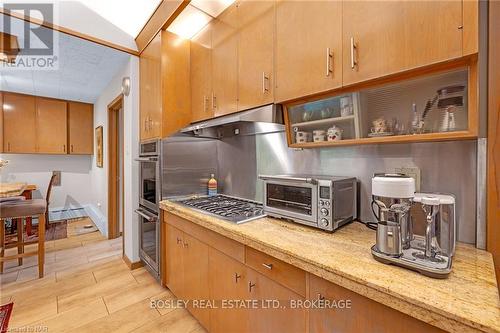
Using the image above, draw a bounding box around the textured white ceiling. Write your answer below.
[0,14,130,103]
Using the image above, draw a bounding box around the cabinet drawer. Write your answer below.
[245,246,306,297]
[164,212,245,263]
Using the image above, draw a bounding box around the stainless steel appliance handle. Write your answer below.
[258,175,318,185]
[135,209,157,222]
[135,157,158,162]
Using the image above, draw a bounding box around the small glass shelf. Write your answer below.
[284,66,472,147]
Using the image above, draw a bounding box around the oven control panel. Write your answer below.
[318,180,333,230]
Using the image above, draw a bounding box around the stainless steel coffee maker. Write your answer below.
[370,173,456,278]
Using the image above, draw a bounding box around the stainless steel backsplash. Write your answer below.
[162,131,477,244]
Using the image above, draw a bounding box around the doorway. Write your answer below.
[107,94,124,240]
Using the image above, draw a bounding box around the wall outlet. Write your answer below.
[395,166,421,192]
[52,170,61,186]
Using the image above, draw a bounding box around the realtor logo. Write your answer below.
[2,2,59,70]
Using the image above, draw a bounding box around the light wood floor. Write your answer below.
[0,218,206,333]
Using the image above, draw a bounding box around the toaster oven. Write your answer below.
[259,175,357,232]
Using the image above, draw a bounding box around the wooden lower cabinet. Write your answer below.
[182,233,210,329]
[246,268,306,333]
[308,274,444,333]
[164,224,210,330]
[208,248,249,333]
[165,224,184,297]
[208,248,305,333]
[164,214,441,333]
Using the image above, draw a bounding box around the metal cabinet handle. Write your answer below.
[144,118,148,132]
[317,293,325,301]
[63,144,66,152]
[148,117,153,131]
[234,273,241,283]
[262,72,270,93]
[183,242,189,248]
[262,263,273,270]
[249,281,256,292]
[176,237,182,244]
[8,142,10,151]
[350,37,357,69]
[70,145,74,153]
[326,48,333,77]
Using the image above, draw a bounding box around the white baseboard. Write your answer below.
[84,204,108,238]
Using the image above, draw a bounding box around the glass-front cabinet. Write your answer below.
[284,64,477,147]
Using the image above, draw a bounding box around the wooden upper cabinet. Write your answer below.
[140,32,162,141]
[68,101,93,154]
[161,30,191,138]
[35,97,67,154]
[275,0,342,103]
[3,93,37,153]
[237,0,274,111]
[212,3,239,117]
[191,23,214,123]
[342,1,463,85]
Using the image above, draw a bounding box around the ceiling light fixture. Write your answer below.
[167,0,235,40]
[0,32,20,62]
[167,5,212,40]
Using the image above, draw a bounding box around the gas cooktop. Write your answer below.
[176,195,266,224]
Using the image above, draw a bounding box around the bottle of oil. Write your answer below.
[208,174,217,196]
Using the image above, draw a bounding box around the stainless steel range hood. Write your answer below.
[180,104,284,139]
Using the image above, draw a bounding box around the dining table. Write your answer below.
[0,182,38,235]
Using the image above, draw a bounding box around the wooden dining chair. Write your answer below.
[0,199,46,277]
[44,174,56,227]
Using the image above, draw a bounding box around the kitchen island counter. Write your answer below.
[160,200,500,333]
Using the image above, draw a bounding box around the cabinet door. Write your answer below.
[247,268,306,333]
[275,0,342,103]
[237,0,274,111]
[183,233,210,330]
[35,97,67,154]
[140,32,162,141]
[309,274,444,333]
[161,30,191,137]
[68,102,93,154]
[209,248,249,333]
[212,3,238,117]
[191,23,213,123]
[342,1,463,85]
[165,224,185,298]
[3,93,37,153]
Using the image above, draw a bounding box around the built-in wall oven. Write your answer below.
[135,139,161,278]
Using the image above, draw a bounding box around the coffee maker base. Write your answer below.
[371,245,452,279]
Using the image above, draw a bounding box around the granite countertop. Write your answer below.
[160,200,500,333]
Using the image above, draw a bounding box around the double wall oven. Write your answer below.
[135,139,161,278]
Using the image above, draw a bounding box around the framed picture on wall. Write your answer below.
[95,126,103,168]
